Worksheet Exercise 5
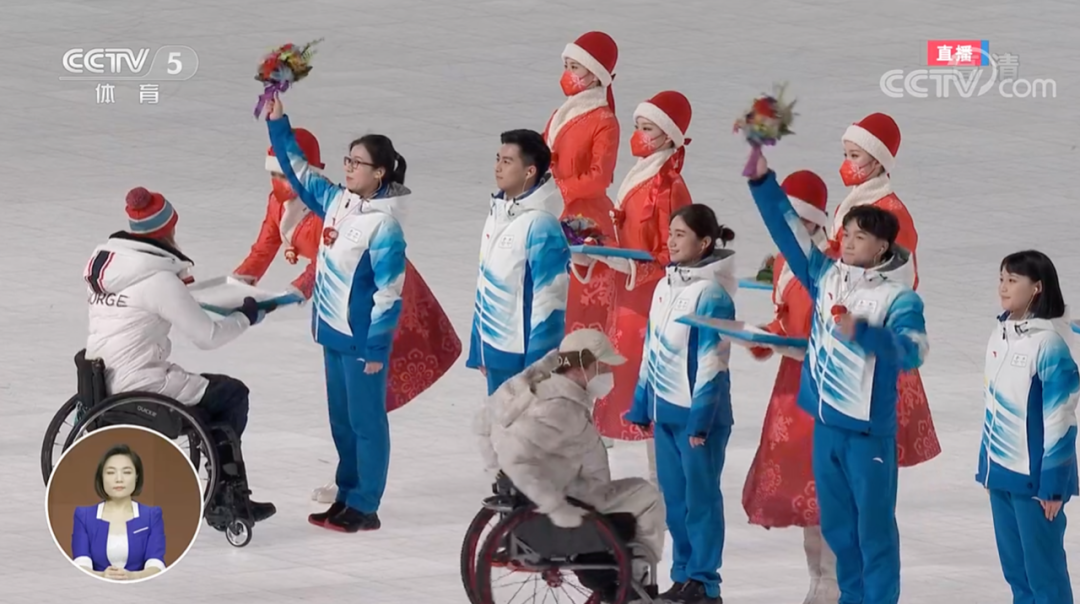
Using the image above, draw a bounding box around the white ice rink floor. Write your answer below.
[4,0,1080,602]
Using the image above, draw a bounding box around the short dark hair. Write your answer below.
[1000,250,1066,320]
[94,444,144,500]
[349,134,408,185]
[670,204,736,260]
[841,205,899,246]
[500,129,551,181]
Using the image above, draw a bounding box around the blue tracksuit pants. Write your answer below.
[989,488,1073,604]
[324,348,390,514]
[485,368,518,396]
[813,422,900,604]
[654,422,731,599]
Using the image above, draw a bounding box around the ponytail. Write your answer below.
[670,204,736,256]
[391,152,407,185]
[349,134,406,185]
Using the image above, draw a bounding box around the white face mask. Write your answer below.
[585,372,615,400]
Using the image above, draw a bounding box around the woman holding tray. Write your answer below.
[234,128,462,505]
[625,204,737,604]
[264,95,457,532]
[594,91,694,472]
[544,31,620,336]
[740,170,842,604]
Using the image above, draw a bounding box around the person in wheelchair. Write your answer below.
[475,328,665,600]
[82,187,276,523]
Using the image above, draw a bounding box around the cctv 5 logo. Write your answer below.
[63,48,154,74]
[61,46,199,80]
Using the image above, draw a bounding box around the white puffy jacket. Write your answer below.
[84,233,251,405]
[474,351,610,514]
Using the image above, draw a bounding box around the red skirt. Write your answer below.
[593,304,651,441]
[742,361,941,528]
[566,264,617,333]
[385,260,461,412]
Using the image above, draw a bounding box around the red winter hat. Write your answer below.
[266,128,324,172]
[562,31,617,87]
[842,113,900,173]
[781,170,829,228]
[633,91,692,148]
[125,187,177,239]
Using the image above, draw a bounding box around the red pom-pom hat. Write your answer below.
[842,113,901,173]
[781,170,829,228]
[562,32,617,87]
[266,128,324,172]
[633,91,692,148]
[125,187,177,239]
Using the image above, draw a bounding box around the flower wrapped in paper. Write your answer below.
[733,83,796,176]
[561,215,606,246]
[755,254,775,284]
[253,39,323,118]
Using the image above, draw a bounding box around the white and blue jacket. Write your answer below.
[625,250,738,437]
[977,312,1079,502]
[269,115,407,362]
[466,173,570,372]
[749,171,928,437]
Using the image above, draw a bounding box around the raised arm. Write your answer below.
[523,215,571,366]
[557,118,619,200]
[688,287,736,438]
[364,219,407,365]
[233,194,283,283]
[748,170,832,295]
[146,273,251,350]
[1036,335,1080,502]
[852,289,928,371]
[267,114,338,218]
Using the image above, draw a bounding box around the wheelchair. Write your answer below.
[40,350,258,547]
[460,474,659,604]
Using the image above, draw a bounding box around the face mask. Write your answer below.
[560,70,588,96]
[630,130,662,158]
[839,159,876,187]
[272,178,295,202]
[585,372,615,400]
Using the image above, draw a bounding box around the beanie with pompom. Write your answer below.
[125,187,178,238]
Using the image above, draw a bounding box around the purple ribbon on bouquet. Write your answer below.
[254,81,291,119]
[742,140,777,177]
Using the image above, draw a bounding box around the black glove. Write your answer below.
[239,297,277,326]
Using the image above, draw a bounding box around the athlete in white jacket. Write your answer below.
[84,187,275,522]
[475,329,665,598]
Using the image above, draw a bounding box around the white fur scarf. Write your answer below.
[546,87,609,148]
[831,174,893,237]
[615,147,676,208]
[279,199,310,246]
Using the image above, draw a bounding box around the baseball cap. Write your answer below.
[559,328,627,366]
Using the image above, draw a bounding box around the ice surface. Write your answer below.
[3,0,1080,602]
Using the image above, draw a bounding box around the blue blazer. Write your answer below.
[72,501,166,572]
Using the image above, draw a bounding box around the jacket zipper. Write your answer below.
[984,326,1010,487]
[653,275,680,421]
[478,201,511,370]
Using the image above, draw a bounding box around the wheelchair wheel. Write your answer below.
[474,507,634,604]
[226,519,253,547]
[461,506,500,604]
[41,394,83,486]
[66,393,220,506]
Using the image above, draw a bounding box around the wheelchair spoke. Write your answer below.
[487,566,599,604]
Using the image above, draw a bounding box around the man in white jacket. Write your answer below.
[475,328,665,599]
[84,187,275,522]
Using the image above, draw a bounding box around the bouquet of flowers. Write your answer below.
[755,254,775,284]
[253,39,323,118]
[733,83,797,176]
[561,215,605,246]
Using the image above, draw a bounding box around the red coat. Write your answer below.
[235,191,461,412]
[595,150,692,440]
[544,100,620,334]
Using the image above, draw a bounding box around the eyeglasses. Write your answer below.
[343,156,375,172]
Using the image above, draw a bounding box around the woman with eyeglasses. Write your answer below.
[262,96,459,532]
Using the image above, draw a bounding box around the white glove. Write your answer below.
[597,256,631,274]
[232,274,258,285]
[571,253,596,267]
[548,503,587,528]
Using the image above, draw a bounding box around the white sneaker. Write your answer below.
[312,480,337,504]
